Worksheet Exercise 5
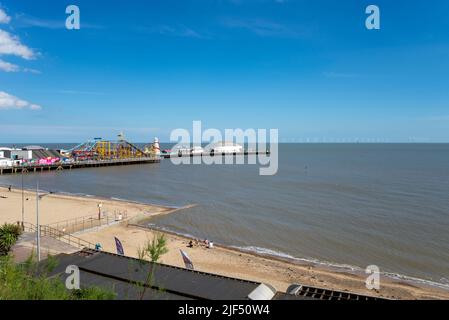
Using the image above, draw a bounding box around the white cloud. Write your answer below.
[424,115,449,122]
[0,59,41,73]
[323,72,358,79]
[137,25,206,39]
[0,29,35,59]
[0,9,39,73]
[0,8,11,24]
[23,68,41,74]
[57,89,104,95]
[0,91,41,110]
[0,59,19,72]
[15,14,104,30]
[221,18,301,38]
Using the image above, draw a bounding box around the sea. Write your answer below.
[1,143,448,289]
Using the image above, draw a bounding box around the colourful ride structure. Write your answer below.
[67,133,153,161]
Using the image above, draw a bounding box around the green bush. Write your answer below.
[0,254,116,300]
[0,223,22,256]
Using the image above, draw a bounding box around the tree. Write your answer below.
[136,233,168,299]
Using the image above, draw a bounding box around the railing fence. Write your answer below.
[21,221,96,250]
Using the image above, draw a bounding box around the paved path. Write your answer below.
[12,232,80,262]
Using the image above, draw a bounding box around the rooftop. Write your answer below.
[47,249,276,300]
[45,249,381,301]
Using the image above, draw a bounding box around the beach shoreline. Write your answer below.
[129,221,449,293]
[0,185,176,226]
[1,185,448,299]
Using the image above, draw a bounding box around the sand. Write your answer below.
[0,186,174,226]
[1,186,448,300]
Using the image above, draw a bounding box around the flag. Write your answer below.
[114,237,124,255]
[180,249,194,270]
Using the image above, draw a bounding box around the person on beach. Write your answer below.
[187,240,193,248]
[8,185,11,192]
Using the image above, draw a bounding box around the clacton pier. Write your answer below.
[0,135,274,175]
[161,150,270,159]
[0,157,160,175]
[0,133,160,175]
[160,141,271,158]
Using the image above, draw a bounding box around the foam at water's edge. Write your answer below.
[142,221,449,291]
[233,245,449,291]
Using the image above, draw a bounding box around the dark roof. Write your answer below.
[46,249,383,301]
[31,149,61,159]
[47,249,265,300]
[274,284,380,301]
[23,145,45,150]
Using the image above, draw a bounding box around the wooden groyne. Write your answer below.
[0,157,160,175]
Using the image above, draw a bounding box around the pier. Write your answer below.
[0,157,160,175]
[162,150,270,159]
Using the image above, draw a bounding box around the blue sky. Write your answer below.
[0,0,448,143]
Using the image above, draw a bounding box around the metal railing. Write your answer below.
[22,221,96,250]
[47,211,128,235]
[0,156,160,170]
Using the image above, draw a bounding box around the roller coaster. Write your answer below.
[67,133,151,161]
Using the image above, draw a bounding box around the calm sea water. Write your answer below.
[1,144,448,287]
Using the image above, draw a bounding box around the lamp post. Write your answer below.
[36,178,41,262]
[21,169,24,230]
[98,202,103,220]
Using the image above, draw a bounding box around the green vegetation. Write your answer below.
[0,222,115,300]
[0,253,116,300]
[139,233,169,263]
[0,223,22,256]
[137,233,168,299]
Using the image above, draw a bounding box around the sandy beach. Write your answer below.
[1,185,448,300]
[0,186,174,226]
